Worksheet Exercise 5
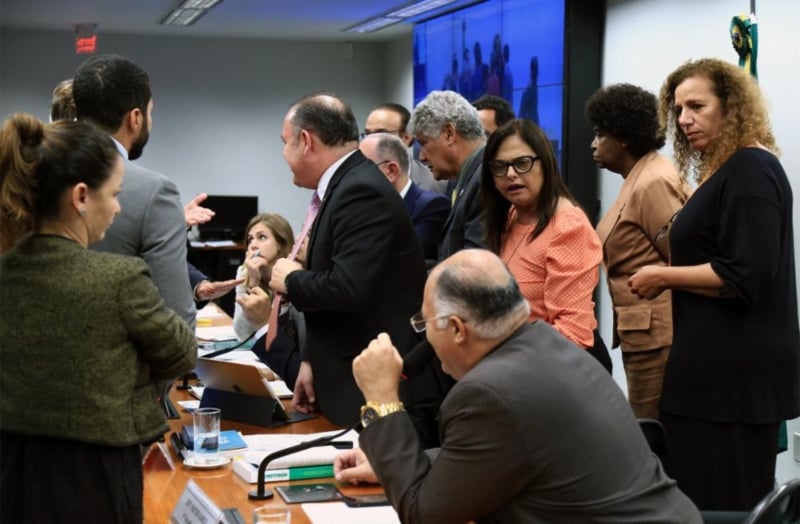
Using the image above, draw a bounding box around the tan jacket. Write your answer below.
[596,153,691,351]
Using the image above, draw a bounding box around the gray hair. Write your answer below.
[410,90,485,141]
[367,132,410,176]
[431,256,530,339]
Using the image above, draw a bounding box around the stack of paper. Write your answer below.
[232,430,359,484]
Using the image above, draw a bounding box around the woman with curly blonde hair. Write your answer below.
[629,58,799,511]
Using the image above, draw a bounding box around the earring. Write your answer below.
[79,208,87,217]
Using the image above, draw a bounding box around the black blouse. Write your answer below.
[661,148,800,423]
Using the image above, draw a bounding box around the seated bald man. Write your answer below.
[335,249,701,523]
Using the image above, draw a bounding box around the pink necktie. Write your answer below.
[264,193,321,351]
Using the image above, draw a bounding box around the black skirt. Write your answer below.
[1,431,143,524]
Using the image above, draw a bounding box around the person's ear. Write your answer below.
[385,161,401,184]
[400,131,414,147]
[71,182,89,216]
[300,129,313,156]
[126,107,143,134]
[450,315,467,344]
[443,123,457,146]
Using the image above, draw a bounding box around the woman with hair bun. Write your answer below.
[0,113,196,523]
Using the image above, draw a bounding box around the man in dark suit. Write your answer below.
[73,55,195,329]
[410,91,487,260]
[334,249,702,523]
[364,103,449,195]
[359,132,450,260]
[269,94,428,427]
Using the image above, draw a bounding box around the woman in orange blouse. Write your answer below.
[481,119,602,349]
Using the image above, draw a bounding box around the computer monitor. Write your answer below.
[197,195,258,241]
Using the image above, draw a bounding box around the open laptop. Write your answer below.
[195,358,313,425]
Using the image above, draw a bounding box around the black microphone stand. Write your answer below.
[248,424,358,500]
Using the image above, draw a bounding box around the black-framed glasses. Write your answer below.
[360,128,402,140]
[374,160,392,168]
[488,155,539,178]
[409,311,449,333]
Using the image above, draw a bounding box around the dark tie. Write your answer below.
[264,193,320,351]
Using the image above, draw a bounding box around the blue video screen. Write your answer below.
[412,0,565,153]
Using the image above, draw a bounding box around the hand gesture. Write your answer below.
[184,193,215,227]
[353,333,403,404]
[235,286,271,329]
[292,361,317,414]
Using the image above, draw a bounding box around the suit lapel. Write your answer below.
[307,150,366,262]
[404,183,421,215]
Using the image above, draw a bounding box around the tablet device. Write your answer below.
[195,358,289,420]
[275,483,342,504]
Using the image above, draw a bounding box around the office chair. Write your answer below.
[638,418,667,460]
[743,478,800,524]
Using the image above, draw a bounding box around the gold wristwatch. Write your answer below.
[360,401,405,428]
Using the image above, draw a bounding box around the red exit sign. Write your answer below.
[75,35,97,54]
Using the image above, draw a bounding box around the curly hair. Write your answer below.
[410,90,484,140]
[659,58,778,183]
[585,83,665,158]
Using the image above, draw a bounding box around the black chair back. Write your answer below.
[744,479,800,524]
[638,418,667,460]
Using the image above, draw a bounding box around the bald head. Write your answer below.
[288,93,359,148]
[427,249,529,340]
[359,132,410,192]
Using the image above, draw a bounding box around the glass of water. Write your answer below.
[192,407,221,465]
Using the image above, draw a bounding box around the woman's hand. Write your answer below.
[244,252,269,288]
[628,265,667,299]
[234,286,271,328]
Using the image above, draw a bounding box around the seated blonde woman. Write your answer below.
[232,213,294,340]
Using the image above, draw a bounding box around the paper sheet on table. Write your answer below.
[196,325,237,341]
[301,502,400,524]
[242,430,360,469]
[196,304,227,320]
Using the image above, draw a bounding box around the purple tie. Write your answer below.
[264,193,320,351]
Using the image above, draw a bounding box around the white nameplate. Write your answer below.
[170,479,226,524]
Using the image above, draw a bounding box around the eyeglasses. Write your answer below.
[409,311,450,333]
[360,128,403,140]
[488,155,539,178]
[374,160,392,167]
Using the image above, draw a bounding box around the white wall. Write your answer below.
[384,35,414,107]
[0,29,400,231]
[600,0,800,391]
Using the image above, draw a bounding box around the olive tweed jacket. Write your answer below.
[0,235,196,446]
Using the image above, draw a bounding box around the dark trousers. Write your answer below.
[660,413,779,511]
[1,431,143,524]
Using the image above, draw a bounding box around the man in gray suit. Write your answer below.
[73,55,195,329]
[335,249,702,523]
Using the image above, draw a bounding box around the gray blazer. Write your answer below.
[360,321,701,524]
[92,157,196,329]
[0,236,197,446]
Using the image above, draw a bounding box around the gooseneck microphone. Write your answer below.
[402,339,436,380]
[248,423,358,500]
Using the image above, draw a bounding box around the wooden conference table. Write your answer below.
[143,308,384,523]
